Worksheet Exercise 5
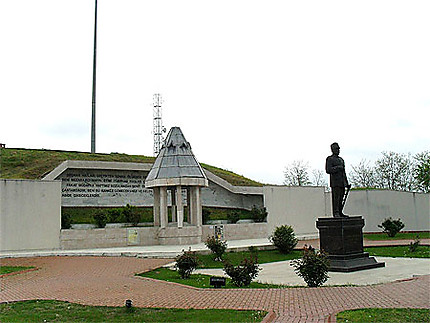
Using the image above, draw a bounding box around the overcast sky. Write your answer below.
[1,0,429,184]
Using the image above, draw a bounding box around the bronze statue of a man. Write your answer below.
[325,142,351,217]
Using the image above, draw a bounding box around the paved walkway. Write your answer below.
[1,241,429,322]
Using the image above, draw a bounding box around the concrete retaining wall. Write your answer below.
[46,161,264,210]
[60,227,159,249]
[202,222,268,241]
[264,186,326,236]
[0,179,61,251]
[265,186,429,236]
[343,190,430,232]
[60,223,268,250]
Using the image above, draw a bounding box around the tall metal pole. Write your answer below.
[91,0,98,153]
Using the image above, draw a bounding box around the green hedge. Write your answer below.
[62,206,254,225]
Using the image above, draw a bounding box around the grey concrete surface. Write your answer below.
[195,257,430,286]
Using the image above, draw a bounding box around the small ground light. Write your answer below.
[125,299,132,308]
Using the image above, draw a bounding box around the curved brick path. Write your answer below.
[1,256,429,322]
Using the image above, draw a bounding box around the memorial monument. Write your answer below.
[316,143,385,272]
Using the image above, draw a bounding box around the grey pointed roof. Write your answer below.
[145,127,208,188]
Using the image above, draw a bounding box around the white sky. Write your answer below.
[1,0,429,184]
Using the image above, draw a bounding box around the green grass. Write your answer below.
[0,148,262,186]
[139,249,302,289]
[0,300,266,322]
[198,249,302,268]
[364,232,430,240]
[0,266,34,275]
[337,308,430,323]
[365,245,430,258]
[138,267,282,289]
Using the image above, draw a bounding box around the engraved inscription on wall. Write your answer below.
[59,169,153,206]
[57,168,264,209]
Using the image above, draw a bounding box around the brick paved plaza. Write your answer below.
[1,256,429,322]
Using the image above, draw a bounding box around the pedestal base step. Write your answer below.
[328,252,385,272]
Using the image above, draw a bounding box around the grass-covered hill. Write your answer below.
[0,148,263,187]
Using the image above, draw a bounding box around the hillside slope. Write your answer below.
[0,148,263,187]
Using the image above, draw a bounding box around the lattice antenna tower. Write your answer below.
[153,94,166,156]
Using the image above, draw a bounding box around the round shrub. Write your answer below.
[93,211,108,228]
[202,208,211,224]
[269,225,298,254]
[227,210,240,224]
[378,217,405,237]
[291,245,329,287]
[205,235,228,261]
[251,205,267,223]
[122,204,140,226]
[174,249,199,279]
[61,212,72,229]
[223,256,260,287]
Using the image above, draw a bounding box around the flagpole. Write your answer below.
[91,0,97,153]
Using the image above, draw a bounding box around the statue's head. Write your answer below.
[330,142,340,155]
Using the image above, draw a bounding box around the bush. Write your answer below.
[223,255,260,287]
[270,225,298,254]
[61,212,72,229]
[227,210,240,224]
[122,204,140,226]
[291,245,330,287]
[107,208,123,223]
[205,235,228,261]
[250,205,267,223]
[202,208,211,224]
[409,236,420,252]
[378,217,405,237]
[174,249,199,279]
[93,211,108,228]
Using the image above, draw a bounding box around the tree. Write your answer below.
[349,159,376,188]
[312,169,327,187]
[414,151,430,193]
[374,152,415,191]
[284,160,311,186]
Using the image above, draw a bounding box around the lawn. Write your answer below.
[365,245,429,258]
[337,308,430,323]
[0,266,34,275]
[364,232,430,240]
[0,300,267,322]
[198,249,302,268]
[139,267,282,289]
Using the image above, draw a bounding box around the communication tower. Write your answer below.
[153,94,166,156]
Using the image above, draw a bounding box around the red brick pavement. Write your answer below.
[1,256,429,322]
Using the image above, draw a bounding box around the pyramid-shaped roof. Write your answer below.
[145,127,208,188]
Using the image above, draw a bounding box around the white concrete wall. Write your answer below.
[264,186,429,236]
[343,190,430,232]
[264,186,326,236]
[0,179,61,251]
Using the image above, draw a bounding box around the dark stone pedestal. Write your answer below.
[316,216,385,272]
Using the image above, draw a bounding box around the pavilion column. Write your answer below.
[195,187,202,226]
[171,187,177,222]
[186,188,191,224]
[176,185,184,228]
[153,187,160,227]
[189,186,202,226]
[160,186,168,228]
